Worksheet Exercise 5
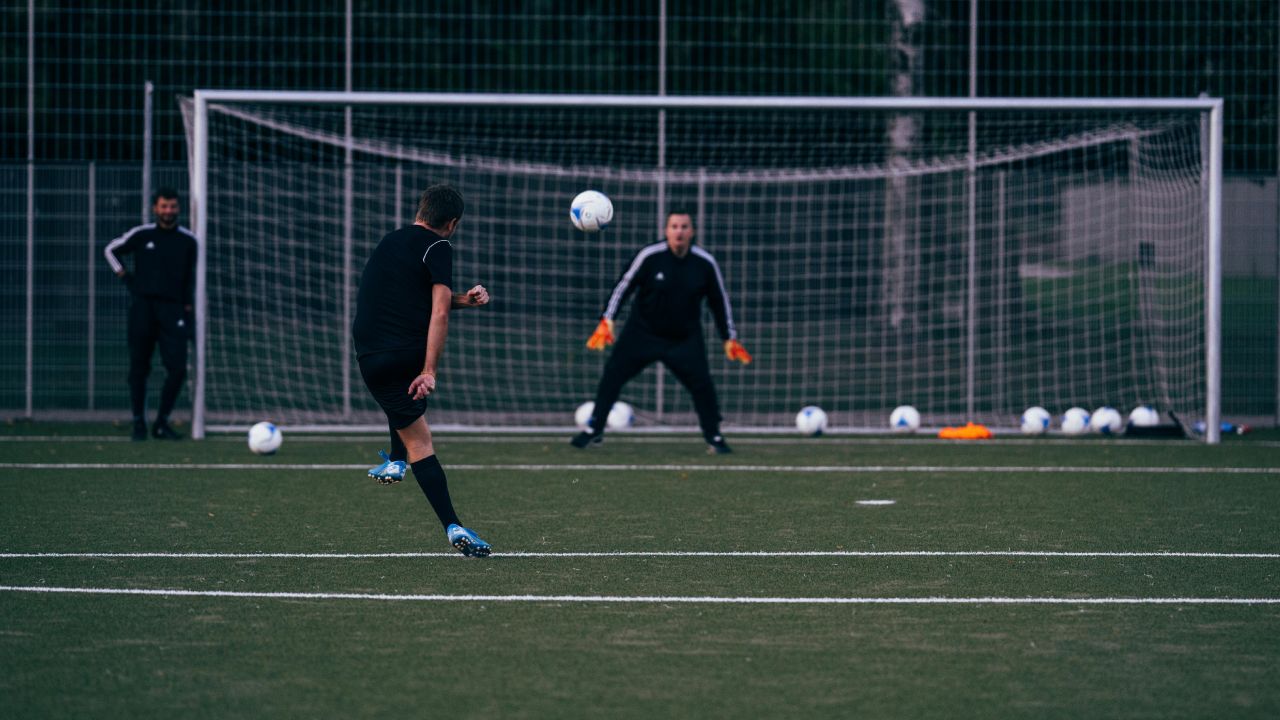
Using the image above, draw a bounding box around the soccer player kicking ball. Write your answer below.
[572,210,752,454]
[352,184,493,557]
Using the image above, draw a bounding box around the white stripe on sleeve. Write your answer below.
[604,242,667,319]
[691,245,737,339]
[103,223,155,274]
[421,239,451,263]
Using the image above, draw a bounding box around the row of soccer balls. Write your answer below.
[1018,405,1160,436]
[251,401,1164,453]
[795,404,1161,436]
[575,402,1158,437]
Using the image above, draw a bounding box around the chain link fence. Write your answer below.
[1,1,1276,423]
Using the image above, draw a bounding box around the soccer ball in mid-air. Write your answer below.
[1089,406,1124,435]
[1020,406,1051,435]
[569,190,614,232]
[795,405,828,436]
[1128,405,1160,428]
[575,400,634,430]
[889,405,921,433]
[1060,407,1090,436]
[247,421,282,455]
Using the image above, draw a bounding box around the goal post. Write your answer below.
[185,92,1223,442]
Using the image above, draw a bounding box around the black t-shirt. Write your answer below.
[601,241,737,341]
[352,225,453,357]
[103,224,198,305]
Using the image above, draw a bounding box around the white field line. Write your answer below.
[0,436,131,442]
[1,462,1278,474]
[1,585,1276,605]
[6,435,1280,448]
[2,550,1277,559]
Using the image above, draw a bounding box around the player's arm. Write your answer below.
[702,253,751,364]
[409,283,452,400]
[103,226,142,280]
[587,250,649,350]
[450,285,490,309]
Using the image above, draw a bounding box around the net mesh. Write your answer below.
[186,98,1208,431]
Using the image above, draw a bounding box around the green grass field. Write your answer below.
[2,424,1279,718]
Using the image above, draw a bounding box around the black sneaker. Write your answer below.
[151,420,182,440]
[706,435,733,455]
[131,419,148,442]
[570,430,604,449]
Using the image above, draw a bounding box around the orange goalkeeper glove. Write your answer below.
[724,339,752,364]
[586,318,615,351]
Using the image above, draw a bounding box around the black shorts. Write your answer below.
[358,346,427,429]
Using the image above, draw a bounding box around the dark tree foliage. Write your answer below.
[0,0,1275,171]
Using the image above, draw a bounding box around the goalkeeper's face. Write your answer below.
[153,197,180,229]
[664,213,695,257]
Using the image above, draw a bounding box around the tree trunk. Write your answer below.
[884,0,925,329]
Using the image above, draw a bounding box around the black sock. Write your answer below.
[411,455,460,529]
[388,424,408,462]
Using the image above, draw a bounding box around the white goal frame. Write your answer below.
[188,91,1223,442]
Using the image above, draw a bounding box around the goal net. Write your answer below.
[183,93,1221,439]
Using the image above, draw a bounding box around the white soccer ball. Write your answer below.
[569,190,614,232]
[795,405,828,436]
[606,401,634,430]
[1060,407,1090,436]
[889,405,921,433]
[574,402,596,430]
[575,401,634,430]
[1128,405,1160,428]
[247,421,282,455]
[1089,406,1124,435]
[1020,406,1051,435]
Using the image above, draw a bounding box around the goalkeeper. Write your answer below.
[572,211,752,454]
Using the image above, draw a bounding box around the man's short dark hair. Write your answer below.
[666,210,695,225]
[152,187,179,204]
[416,184,465,228]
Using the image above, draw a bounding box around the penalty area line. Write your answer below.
[2,550,1277,559]
[0,585,1277,605]
[3,462,1280,475]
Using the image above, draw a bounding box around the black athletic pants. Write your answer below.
[590,325,722,438]
[127,295,190,421]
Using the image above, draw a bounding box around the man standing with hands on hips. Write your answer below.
[104,188,197,441]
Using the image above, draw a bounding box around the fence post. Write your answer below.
[25,0,35,418]
[88,162,96,410]
[142,80,153,223]
[340,0,353,418]
[653,0,667,422]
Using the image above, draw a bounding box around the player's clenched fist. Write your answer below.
[408,372,436,400]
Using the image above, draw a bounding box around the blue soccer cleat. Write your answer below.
[367,450,407,485]
[447,524,492,558]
